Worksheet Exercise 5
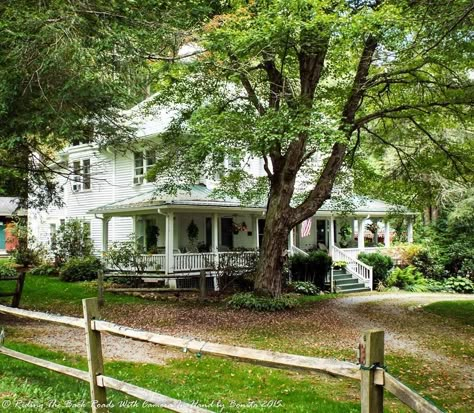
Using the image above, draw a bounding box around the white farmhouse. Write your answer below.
[28,99,416,292]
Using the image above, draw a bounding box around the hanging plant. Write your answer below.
[187,220,199,243]
[232,221,240,235]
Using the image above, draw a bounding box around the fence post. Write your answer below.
[83,298,108,413]
[11,268,26,308]
[360,329,384,413]
[97,270,104,308]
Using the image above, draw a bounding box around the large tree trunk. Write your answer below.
[255,171,296,297]
[255,203,289,297]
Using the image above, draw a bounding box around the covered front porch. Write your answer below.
[90,186,265,275]
[104,208,263,274]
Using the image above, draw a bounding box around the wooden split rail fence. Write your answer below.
[0,300,443,413]
[0,266,26,308]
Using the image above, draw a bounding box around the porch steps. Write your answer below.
[333,269,370,293]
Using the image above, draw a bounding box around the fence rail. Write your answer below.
[0,302,443,413]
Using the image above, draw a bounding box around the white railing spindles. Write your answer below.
[332,246,373,290]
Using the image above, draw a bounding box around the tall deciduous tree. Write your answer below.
[0,0,217,207]
[149,0,473,297]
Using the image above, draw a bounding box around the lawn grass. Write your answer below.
[0,341,363,413]
[424,300,474,327]
[0,275,147,313]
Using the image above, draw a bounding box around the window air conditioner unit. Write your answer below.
[133,176,144,185]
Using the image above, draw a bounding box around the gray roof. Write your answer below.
[0,197,26,217]
[318,195,414,216]
[89,187,415,217]
[88,185,265,214]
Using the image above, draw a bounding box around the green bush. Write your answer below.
[289,251,332,290]
[444,276,474,294]
[59,257,102,282]
[288,281,319,295]
[27,263,58,277]
[358,252,393,284]
[386,266,428,291]
[227,292,298,311]
[0,262,16,278]
[51,219,94,266]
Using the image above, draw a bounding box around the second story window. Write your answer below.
[133,150,155,185]
[72,159,91,192]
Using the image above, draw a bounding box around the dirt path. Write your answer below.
[331,293,474,384]
[2,317,183,365]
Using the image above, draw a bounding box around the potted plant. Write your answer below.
[332,261,347,270]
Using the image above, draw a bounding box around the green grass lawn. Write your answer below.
[0,341,364,413]
[0,275,146,313]
[424,300,474,327]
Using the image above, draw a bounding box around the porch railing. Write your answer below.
[290,245,309,256]
[143,254,166,271]
[332,246,373,290]
[339,247,391,261]
[173,253,216,271]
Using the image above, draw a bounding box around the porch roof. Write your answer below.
[88,185,266,215]
[316,195,415,216]
[0,197,27,217]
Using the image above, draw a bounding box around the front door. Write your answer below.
[316,219,326,246]
[220,218,234,250]
[0,222,5,250]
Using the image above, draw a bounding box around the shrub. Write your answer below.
[0,262,16,278]
[27,263,58,277]
[59,257,102,282]
[288,281,319,295]
[358,252,393,284]
[105,239,148,273]
[386,266,428,291]
[51,220,94,266]
[444,276,474,294]
[289,251,332,290]
[227,292,298,311]
[7,220,45,267]
[459,258,474,278]
[399,244,441,279]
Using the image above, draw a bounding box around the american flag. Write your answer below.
[301,218,312,238]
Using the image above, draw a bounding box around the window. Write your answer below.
[133,150,156,185]
[83,159,91,190]
[72,159,91,192]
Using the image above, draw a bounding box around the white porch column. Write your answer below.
[358,218,365,250]
[407,217,414,243]
[254,216,259,250]
[384,220,391,248]
[212,213,219,266]
[101,217,110,253]
[165,212,174,274]
[288,228,294,254]
[328,216,335,255]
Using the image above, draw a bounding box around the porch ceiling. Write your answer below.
[87,185,266,216]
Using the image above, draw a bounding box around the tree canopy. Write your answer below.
[147,0,473,296]
[0,0,218,206]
